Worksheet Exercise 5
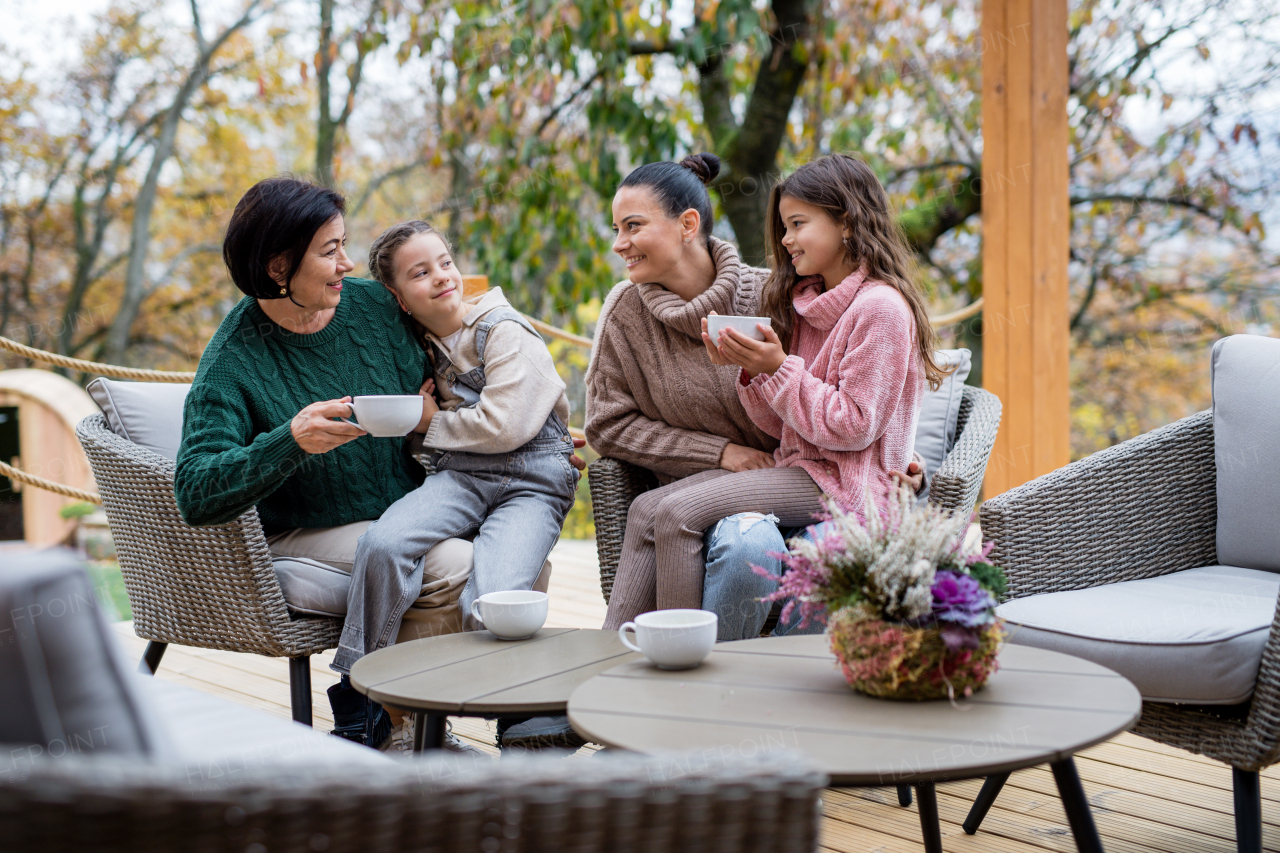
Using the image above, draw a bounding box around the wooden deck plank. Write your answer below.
[110,538,1280,851]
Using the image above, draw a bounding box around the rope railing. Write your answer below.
[0,336,195,382]
[0,459,101,505]
[1,295,978,503]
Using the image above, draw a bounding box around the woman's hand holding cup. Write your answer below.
[291,396,365,454]
[700,314,733,367]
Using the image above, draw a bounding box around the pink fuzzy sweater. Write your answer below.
[737,269,923,515]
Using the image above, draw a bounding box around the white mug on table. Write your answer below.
[618,609,718,669]
[471,590,549,640]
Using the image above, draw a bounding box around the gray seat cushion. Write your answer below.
[914,348,971,500]
[998,565,1280,704]
[1212,334,1280,573]
[137,675,392,775]
[86,378,191,462]
[273,557,351,617]
[0,551,172,758]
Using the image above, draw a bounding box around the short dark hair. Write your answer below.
[222,177,346,300]
[619,153,720,243]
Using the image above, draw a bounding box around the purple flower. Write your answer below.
[931,570,995,627]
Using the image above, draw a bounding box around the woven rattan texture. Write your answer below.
[0,751,824,853]
[929,386,1002,520]
[589,385,1002,605]
[980,409,1218,599]
[587,457,658,604]
[77,414,340,658]
[980,408,1280,771]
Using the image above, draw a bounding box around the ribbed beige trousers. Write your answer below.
[602,466,825,630]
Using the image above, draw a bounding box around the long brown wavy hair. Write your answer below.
[760,154,951,391]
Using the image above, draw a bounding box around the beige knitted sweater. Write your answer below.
[423,288,570,454]
[585,238,777,481]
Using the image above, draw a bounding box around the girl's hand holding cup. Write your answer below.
[414,379,440,434]
[716,323,787,377]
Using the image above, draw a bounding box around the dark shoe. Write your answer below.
[499,715,587,750]
[327,675,390,748]
[494,714,534,747]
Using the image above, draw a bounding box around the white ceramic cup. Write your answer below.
[618,609,718,670]
[342,395,422,437]
[470,590,549,640]
[706,314,772,343]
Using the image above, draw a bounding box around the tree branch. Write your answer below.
[900,38,979,163]
[628,40,675,56]
[349,158,430,217]
[1070,193,1218,221]
[886,160,975,184]
[147,242,220,296]
[536,68,604,136]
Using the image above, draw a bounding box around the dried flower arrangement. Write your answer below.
[760,486,1008,700]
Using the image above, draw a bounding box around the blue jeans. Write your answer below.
[332,436,578,674]
[702,515,831,641]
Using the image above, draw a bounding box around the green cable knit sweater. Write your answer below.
[174,278,428,533]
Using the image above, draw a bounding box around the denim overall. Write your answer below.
[333,309,578,674]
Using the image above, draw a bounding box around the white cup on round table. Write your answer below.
[618,609,718,670]
[471,590,549,640]
[341,394,422,437]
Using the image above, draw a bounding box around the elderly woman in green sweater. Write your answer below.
[174,177,519,753]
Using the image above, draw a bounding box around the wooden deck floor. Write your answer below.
[112,538,1280,852]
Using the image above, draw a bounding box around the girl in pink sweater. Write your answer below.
[703,153,949,516]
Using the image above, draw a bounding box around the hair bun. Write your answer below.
[679,153,721,185]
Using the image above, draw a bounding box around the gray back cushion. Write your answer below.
[0,551,170,759]
[87,378,191,461]
[915,348,972,500]
[1212,334,1280,571]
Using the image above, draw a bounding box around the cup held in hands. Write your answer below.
[707,315,772,343]
[471,590,549,640]
[342,395,422,437]
[618,609,718,670]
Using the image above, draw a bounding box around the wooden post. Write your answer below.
[981,0,1070,496]
[462,275,489,296]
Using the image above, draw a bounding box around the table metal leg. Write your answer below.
[897,784,913,807]
[414,711,446,752]
[1051,757,1105,853]
[963,772,1010,834]
[914,782,943,853]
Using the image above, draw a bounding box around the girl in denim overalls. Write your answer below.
[331,221,577,678]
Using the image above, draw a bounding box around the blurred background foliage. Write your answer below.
[0,0,1277,537]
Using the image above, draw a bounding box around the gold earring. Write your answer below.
[278,285,287,296]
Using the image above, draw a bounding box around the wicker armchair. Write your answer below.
[1,751,825,853]
[589,384,1003,604]
[76,413,339,725]
[963,408,1280,852]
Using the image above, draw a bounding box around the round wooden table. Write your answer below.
[350,627,639,751]
[567,634,1141,853]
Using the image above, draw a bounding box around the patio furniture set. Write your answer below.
[2,336,1275,852]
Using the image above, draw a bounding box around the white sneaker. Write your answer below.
[379,718,487,758]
